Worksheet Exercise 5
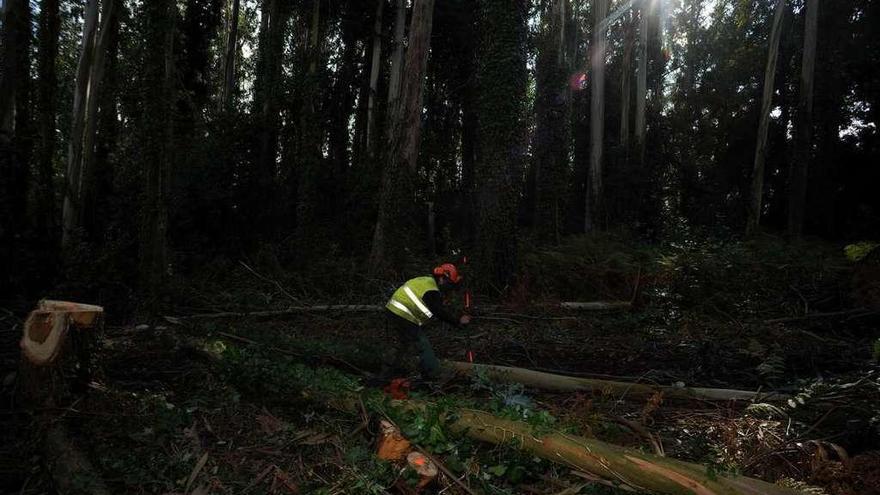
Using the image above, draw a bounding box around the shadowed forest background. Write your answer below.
[2,0,880,494]
[1,0,877,307]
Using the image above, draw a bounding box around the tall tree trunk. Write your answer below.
[619,11,634,162]
[61,0,100,249]
[369,0,436,272]
[249,0,290,238]
[221,0,241,112]
[293,0,326,243]
[365,0,384,157]
[0,0,33,294]
[78,0,118,240]
[532,0,570,243]
[34,0,61,245]
[585,0,607,232]
[458,1,478,247]
[140,0,177,297]
[787,0,818,236]
[254,0,288,195]
[634,3,648,167]
[746,0,785,236]
[387,0,407,108]
[474,0,527,291]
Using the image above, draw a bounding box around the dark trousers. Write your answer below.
[382,311,440,379]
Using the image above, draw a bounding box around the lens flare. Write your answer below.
[570,72,587,91]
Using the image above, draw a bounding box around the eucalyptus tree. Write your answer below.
[474,0,528,289]
[787,0,819,235]
[370,0,436,272]
[747,0,786,235]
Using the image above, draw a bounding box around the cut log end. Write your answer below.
[406,451,438,489]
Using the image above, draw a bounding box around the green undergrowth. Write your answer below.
[219,343,626,494]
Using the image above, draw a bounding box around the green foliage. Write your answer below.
[220,344,360,400]
[845,242,879,262]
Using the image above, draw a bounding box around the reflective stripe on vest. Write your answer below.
[385,276,439,326]
[388,299,415,318]
[404,286,433,319]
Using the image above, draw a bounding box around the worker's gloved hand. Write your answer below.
[459,314,471,326]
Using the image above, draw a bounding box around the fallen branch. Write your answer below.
[444,361,786,402]
[559,301,631,311]
[764,308,877,324]
[165,305,383,322]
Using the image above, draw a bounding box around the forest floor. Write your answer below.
[2,233,879,495]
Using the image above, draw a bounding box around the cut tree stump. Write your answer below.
[376,420,411,461]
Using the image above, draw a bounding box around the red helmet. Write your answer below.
[432,263,461,284]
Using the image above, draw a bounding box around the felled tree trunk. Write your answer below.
[446,407,800,495]
[444,361,783,402]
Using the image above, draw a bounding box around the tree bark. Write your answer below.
[369,0,436,272]
[220,0,241,112]
[787,0,818,236]
[473,0,528,291]
[253,0,289,218]
[293,0,327,244]
[0,0,32,297]
[634,3,648,167]
[387,0,407,108]
[447,408,800,495]
[78,0,118,240]
[139,0,176,297]
[365,0,384,157]
[445,361,786,402]
[746,0,785,236]
[586,0,608,232]
[61,0,100,249]
[34,0,61,244]
[532,0,570,243]
[619,11,634,162]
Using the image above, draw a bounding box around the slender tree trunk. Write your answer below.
[387,0,407,108]
[474,0,528,290]
[532,0,570,243]
[294,0,326,243]
[365,0,384,156]
[78,0,118,239]
[221,0,241,112]
[370,0,436,272]
[585,0,607,232]
[619,11,634,162]
[746,0,785,236]
[140,0,176,297]
[255,0,287,187]
[34,0,61,244]
[61,0,100,249]
[0,0,33,294]
[787,0,818,236]
[634,3,648,167]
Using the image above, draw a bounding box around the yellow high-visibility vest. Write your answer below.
[386,276,438,326]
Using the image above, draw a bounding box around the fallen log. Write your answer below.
[212,340,801,495]
[165,305,384,322]
[444,407,801,495]
[560,301,632,310]
[331,390,802,494]
[444,361,786,402]
[167,301,632,322]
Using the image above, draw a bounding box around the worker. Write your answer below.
[382,263,471,381]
